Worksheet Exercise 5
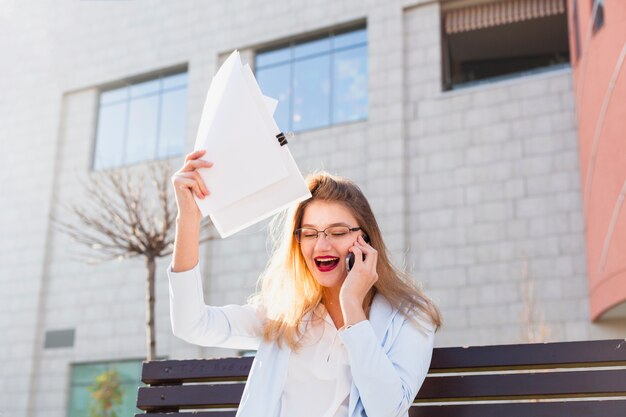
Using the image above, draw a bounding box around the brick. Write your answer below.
[473,201,514,223]
[440,308,470,328]
[526,172,577,195]
[415,227,466,248]
[472,123,513,144]
[467,263,510,284]
[471,87,510,107]
[465,182,505,204]
[466,223,506,243]
[427,150,464,171]
[414,209,456,230]
[423,267,467,288]
[410,188,465,211]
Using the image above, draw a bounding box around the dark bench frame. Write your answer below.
[136,339,626,416]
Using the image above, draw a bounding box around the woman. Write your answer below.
[169,149,442,417]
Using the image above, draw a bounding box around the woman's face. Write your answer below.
[299,200,361,291]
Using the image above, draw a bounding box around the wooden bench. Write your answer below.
[136,339,626,416]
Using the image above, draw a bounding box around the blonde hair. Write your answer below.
[248,172,441,351]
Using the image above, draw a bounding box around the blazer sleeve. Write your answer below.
[168,263,266,351]
[339,315,435,417]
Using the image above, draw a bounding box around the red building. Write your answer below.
[569,0,626,319]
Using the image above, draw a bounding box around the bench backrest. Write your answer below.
[136,339,626,416]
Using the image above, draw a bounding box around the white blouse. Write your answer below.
[278,304,352,417]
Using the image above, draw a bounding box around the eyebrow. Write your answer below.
[300,222,352,228]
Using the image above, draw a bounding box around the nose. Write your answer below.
[313,233,333,251]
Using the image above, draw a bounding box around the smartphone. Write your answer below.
[346,234,370,271]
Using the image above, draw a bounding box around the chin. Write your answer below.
[312,270,345,289]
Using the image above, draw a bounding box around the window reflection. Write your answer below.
[333,46,367,123]
[256,26,367,132]
[158,88,187,158]
[93,71,187,170]
[125,94,159,165]
[293,55,331,130]
[94,103,126,170]
[256,64,291,132]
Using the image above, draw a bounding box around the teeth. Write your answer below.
[317,257,338,262]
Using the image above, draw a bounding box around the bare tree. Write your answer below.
[55,161,214,360]
[520,252,550,344]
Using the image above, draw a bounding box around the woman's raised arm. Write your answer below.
[170,149,213,272]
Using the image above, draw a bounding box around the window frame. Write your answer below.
[591,0,605,34]
[254,24,368,133]
[440,8,571,91]
[91,67,188,171]
[66,358,145,417]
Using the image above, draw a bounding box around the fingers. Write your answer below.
[185,149,206,163]
[174,149,213,200]
[352,235,377,269]
[177,171,209,197]
[354,235,375,256]
[181,158,213,173]
[175,176,205,199]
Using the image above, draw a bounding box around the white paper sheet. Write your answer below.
[193,51,289,214]
[192,50,311,238]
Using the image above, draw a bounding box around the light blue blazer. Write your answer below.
[168,265,435,417]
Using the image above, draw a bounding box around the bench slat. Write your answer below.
[141,340,626,385]
[137,369,626,411]
[134,399,626,417]
[430,339,626,372]
[409,399,626,417]
[417,369,626,401]
[135,412,236,417]
[141,357,253,384]
[137,384,246,411]
[136,412,236,417]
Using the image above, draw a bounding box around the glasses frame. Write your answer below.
[294,226,362,243]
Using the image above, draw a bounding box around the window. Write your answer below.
[572,0,581,61]
[93,71,188,170]
[592,0,604,33]
[67,359,143,417]
[442,0,570,90]
[255,26,367,132]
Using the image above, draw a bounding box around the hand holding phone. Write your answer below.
[346,234,370,271]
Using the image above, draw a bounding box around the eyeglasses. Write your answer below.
[294,226,362,243]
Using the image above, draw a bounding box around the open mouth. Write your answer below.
[314,256,340,272]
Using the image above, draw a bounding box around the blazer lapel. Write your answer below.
[347,293,397,416]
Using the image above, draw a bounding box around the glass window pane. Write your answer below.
[100,87,128,105]
[94,102,127,170]
[110,361,142,382]
[119,381,141,414]
[69,361,143,417]
[71,363,107,385]
[333,28,367,49]
[256,46,291,68]
[125,95,159,165]
[162,72,187,89]
[332,45,368,123]
[294,37,331,59]
[158,88,187,158]
[130,79,160,98]
[256,64,291,132]
[68,386,91,417]
[293,55,331,131]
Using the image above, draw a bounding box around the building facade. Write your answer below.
[569,0,626,320]
[0,0,624,416]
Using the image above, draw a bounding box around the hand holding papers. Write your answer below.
[193,50,311,238]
